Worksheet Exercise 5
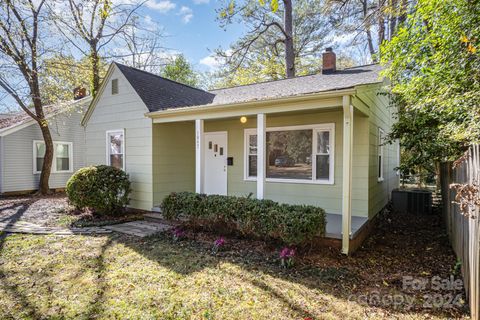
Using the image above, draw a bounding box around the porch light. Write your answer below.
[240,116,247,124]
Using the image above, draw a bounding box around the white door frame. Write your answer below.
[203,131,228,195]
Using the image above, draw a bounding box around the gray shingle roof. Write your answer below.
[115,63,383,112]
[208,64,383,106]
[115,63,215,112]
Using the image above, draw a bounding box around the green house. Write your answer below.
[82,49,399,254]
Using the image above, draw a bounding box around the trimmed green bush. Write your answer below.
[66,165,131,214]
[161,192,326,246]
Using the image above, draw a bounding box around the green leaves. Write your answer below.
[161,192,326,246]
[380,0,480,180]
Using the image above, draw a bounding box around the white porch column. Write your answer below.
[257,113,266,199]
[342,95,353,254]
[195,119,204,193]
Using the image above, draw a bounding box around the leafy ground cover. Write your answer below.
[0,203,469,319]
[0,193,144,228]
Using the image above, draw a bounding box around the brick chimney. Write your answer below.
[322,47,336,74]
[74,87,87,100]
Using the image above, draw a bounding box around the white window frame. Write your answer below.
[378,127,385,182]
[244,123,335,185]
[33,140,74,174]
[106,129,125,171]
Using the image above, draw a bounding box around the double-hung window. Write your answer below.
[106,130,125,170]
[378,128,385,182]
[244,123,335,184]
[33,141,73,174]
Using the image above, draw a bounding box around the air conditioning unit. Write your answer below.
[392,188,433,215]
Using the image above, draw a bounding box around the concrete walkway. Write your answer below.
[0,220,172,238]
[104,221,172,237]
[0,220,111,235]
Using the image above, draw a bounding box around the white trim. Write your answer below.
[341,95,353,255]
[33,140,74,174]
[195,119,204,193]
[378,127,385,182]
[106,129,125,171]
[244,123,335,185]
[256,114,266,199]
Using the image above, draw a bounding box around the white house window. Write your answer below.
[245,124,335,184]
[111,79,119,95]
[107,130,125,170]
[33,141,73,174]
[378,128,385,182]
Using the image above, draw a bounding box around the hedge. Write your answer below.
[66,165,131,215]
[161,192,326,246]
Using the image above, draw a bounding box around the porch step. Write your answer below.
[144,212,179,226]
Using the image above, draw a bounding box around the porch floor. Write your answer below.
[325,213,368,240]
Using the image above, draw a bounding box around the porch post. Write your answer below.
[195,119,204,193]
[342,95,353,254]
[257,113,266,199]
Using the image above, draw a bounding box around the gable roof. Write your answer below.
[114,63,215,112]
[0,96,92,136]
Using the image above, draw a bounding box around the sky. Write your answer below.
[137,0,245,72]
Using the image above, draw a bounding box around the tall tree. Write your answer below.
[49,0,142,97]
[326,0,409,62]
[216,0,329,80]
[381,0,480,181]
[0,0,54,194]
[40,55,107,105]
[161,54,199,87]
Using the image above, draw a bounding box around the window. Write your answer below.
[111,79,118,95]
[378,128,385,182]
[106,130,125,170]
[33,141,73,174]
[244,124,334,184]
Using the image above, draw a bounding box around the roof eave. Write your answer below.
[146,87,358,119]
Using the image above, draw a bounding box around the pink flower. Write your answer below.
[214,237,225,247]
[279,247,295,259]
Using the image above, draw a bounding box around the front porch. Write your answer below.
[150,91,370,254]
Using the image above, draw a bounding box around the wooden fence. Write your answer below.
[440,145,480,319]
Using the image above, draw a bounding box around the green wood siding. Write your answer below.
[85,66,154,210]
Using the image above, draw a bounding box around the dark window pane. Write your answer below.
[378,155,382,177]
[249,135,257,154]
[317,131,330,154]
[316,155,330,180]
[56,158,70,171]
[110,154,123,169]
[248,155,257,177]
[266,130,312,180]
[36,158,44,172]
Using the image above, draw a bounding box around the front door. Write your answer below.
[204,132,228,195]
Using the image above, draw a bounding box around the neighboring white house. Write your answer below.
[0,96,91,194]
[82,49,400,254]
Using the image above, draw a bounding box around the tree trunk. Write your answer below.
[389,0,398,40]
[362,0,377,62]
[31,77,53,194]
[378,0,386,45]
[38,120,54,194]
[90,45,100,97]
[283,0,295,78]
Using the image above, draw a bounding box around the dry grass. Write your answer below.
[0,228,469,319]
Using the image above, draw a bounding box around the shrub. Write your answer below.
[66,165,131,214]
[161,192,326,246]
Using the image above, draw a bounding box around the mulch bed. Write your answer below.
[0,193,144,228]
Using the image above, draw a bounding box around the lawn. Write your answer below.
[0,208,469,319]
